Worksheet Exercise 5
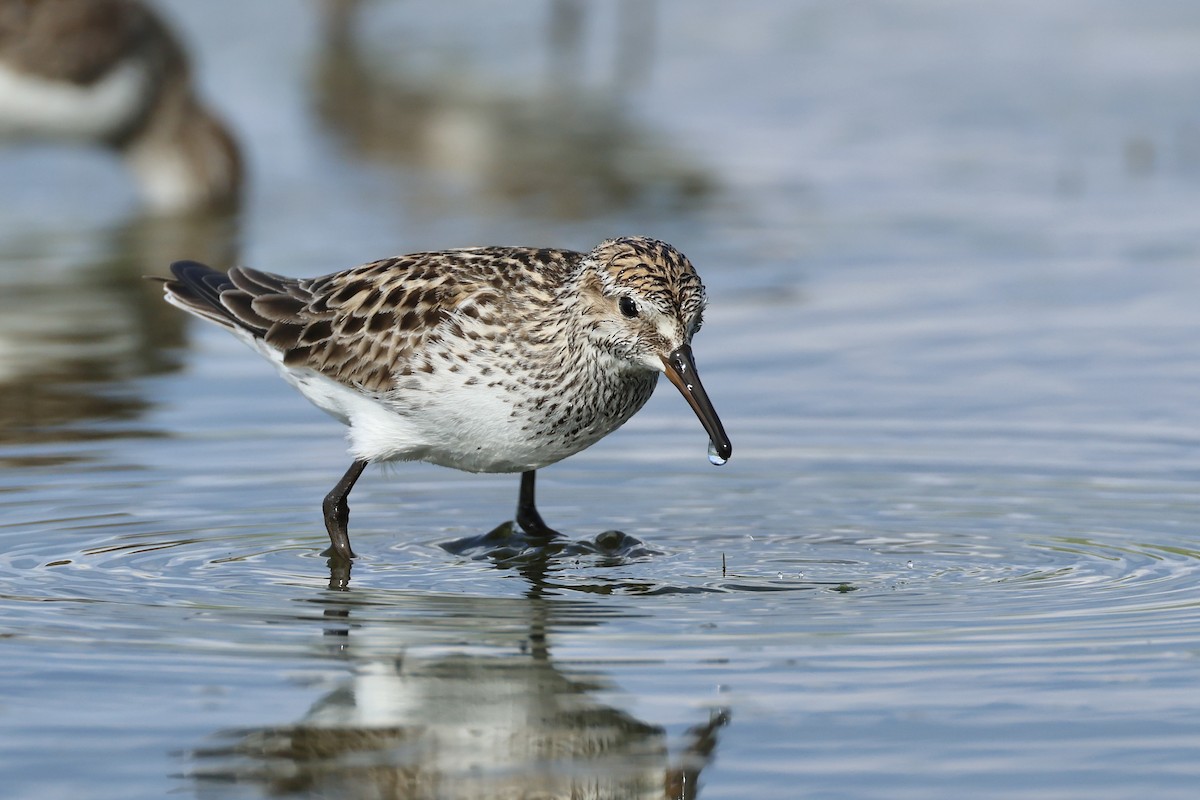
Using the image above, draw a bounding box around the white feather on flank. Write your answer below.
[0,58,149,140]
[226,328,428,467]
[228,325,577,473]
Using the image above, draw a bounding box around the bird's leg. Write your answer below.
[516,470,563,540]
[322,459,368,561]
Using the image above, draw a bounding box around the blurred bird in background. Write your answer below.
[0,0,242,214]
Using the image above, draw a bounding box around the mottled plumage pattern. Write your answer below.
[161,236,730,559]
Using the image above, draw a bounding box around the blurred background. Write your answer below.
[1,1,1200,798]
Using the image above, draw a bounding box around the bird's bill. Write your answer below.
[662,344,732,461]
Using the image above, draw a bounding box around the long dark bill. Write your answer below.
[662,344,732,461]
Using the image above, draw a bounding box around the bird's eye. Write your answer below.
[618,296,639,318]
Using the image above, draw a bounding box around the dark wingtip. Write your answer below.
[144,260,216,284]
[160,259,242,327]
[169,259,216,281]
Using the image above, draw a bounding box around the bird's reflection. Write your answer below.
[188,586,728,799]
[0,210,239,464]
[323,516,663,595]
[313,0,713,221]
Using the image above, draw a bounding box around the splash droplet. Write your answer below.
[707,440,727,466]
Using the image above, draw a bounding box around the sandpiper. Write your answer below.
[0,0,241,213]
[160,236,731,560]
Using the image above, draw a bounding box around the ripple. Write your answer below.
[2,426,1200,670]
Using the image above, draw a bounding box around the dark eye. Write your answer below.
[618,296,639,318]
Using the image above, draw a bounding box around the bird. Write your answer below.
[159,236,731,561]
[0,0,242,213]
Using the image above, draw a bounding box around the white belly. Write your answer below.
[244,331,654,473]
[276,361,627,473]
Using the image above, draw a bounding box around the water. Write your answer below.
[2,1,1200,798]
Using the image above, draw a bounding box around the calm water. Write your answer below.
[3,2,1200,798]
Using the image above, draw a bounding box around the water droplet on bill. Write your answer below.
[707,440,727,466]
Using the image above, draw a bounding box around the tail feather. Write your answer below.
[161,260,243,331]
[160,260,312,340]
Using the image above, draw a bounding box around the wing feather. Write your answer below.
[160,247,581,394]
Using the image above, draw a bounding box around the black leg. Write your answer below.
[516,470,562,540]
[322,459,368,561]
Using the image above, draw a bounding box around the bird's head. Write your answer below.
[577,236,731,462]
